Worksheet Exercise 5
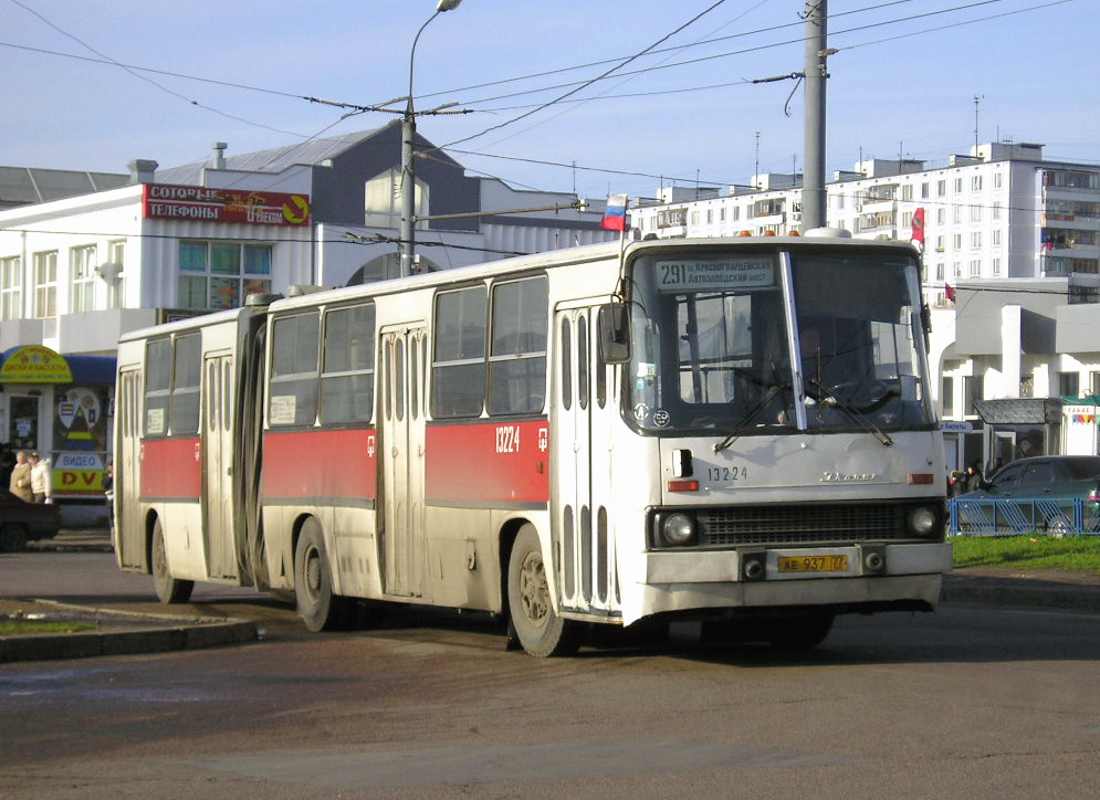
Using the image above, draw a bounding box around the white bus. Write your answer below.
[114,232,951,656]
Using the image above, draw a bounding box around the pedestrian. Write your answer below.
[947,470,964,497]
[103,461,115,535]
[0,443,14,487]
[964,462,985,493]
[9,450,33,502]
[29,451,52,504]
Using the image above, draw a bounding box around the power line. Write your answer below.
[435,0,735,151]
[6,0,308,138]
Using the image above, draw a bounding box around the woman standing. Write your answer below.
[9,451,32,502]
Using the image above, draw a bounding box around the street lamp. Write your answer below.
[399,0,463,279]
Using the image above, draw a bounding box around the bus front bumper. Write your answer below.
[633,542,952,623]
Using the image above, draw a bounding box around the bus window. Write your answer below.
[488,277,547,415]
[320,303,375,424]
[431,286,486,418]
[144,338,172,437]
[269,312,320,427]
[171,333,201,435]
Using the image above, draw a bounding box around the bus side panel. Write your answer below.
[424,419,550,505]
[141,437,207,581]
[261,428,379,597]
[423,419,550,610]
[142,438,202,499]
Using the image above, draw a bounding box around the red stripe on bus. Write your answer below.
[262,428,378,499]
[425,419,550,505]
[142,438,202,499]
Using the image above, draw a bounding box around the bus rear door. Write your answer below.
[116,366,145,569]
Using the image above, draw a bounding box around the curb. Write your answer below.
[0,600,258,663]
[942,573,1100,612]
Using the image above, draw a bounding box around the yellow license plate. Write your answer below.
[777,554,849,573]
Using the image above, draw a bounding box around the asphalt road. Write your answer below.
[3,551,1100,799]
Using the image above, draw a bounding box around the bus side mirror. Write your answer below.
[598,303,630,364]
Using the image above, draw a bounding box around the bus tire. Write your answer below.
[294,518,348,632]
[152,518,194,604]
[767,611,835,650]
[507,525,582,657]
[0,524,28,553]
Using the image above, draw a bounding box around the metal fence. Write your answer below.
[948,497,1100,536]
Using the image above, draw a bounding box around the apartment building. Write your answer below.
[631,142,1100,468]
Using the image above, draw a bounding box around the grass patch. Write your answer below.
[952,534,1100,574]
[0,619,99,636]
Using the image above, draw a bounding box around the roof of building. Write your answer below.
[0,167,130,210]
[156,128,385,185]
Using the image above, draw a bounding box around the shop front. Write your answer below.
[0,345,115,524]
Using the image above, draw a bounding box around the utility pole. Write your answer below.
[802,0,828,231]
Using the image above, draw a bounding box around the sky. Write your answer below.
[2,0,1096,203]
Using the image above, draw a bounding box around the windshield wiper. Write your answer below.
[807,379,894,446]
[713,381,790,453]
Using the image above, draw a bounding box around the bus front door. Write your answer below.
[203,352,238,580]
[553,305,620,617]
[379,325,427,598]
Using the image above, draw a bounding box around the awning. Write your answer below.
[0,345,115,385]
[973,398,1063,425]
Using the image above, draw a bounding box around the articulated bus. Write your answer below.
[114,231,951,656]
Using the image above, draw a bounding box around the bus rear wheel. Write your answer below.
[294,518,349,632]
[507,525,582,657]
[151,518,194,604]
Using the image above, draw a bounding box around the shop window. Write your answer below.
[178,241,271,310]
[0,256,21,321]
[70,245,97,313]
[33,251,57,318]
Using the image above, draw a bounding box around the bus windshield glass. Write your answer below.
[626,247,935,435]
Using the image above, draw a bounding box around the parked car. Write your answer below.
[958,455,1100,501]
[0,489,61,551]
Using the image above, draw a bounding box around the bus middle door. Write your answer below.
[202,351,238,580]
[379,324,427,598]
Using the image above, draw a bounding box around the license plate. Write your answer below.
[776,554,849,574]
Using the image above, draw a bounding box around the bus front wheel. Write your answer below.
[151,518,193,604]
[507,525,582,657]
[294,518,348,632]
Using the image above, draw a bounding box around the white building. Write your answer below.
[631,142,1100,470]
[0,125,614,517]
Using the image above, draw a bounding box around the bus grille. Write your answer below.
[697,503,922,547]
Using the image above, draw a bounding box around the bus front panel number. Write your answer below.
[496,424,520,454]
[707,466,747,484]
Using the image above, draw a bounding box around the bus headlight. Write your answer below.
[907,506,939,537]
[661,513,696,546]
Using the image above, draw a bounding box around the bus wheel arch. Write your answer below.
[505,522,583,657]
[293,515,350,631]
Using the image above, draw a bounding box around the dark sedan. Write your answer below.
[0,489,61,551]
[959,455,1100,501]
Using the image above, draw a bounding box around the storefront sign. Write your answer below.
[55,451,107,494]
[143,184,311,227]
[0,345,72,383]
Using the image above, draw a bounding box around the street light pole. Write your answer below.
[398,0,463,280]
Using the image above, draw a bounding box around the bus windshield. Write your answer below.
[625,247,935,435]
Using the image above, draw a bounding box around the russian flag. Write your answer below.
[601,193,628,231]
